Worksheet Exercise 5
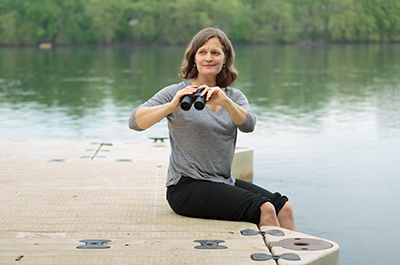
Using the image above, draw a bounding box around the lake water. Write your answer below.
[1,44,399,264]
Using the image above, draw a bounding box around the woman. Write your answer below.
[129,27,297,231]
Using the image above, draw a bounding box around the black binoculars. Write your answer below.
[180,88,207,111]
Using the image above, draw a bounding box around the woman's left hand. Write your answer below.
[198,84,248,125]
[198,85,227,107]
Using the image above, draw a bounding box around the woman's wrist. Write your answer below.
[165,101,179,114]
[222,98,248,125]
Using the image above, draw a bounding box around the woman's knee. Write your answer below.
[258,202,279,227]
[278,202,294,219]
[260,202,276,215]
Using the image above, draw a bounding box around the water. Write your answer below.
[1,44,400,264]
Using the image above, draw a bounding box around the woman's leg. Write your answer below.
[277,202,298,231]
[235,179,298,231]
[167,177,298,231]
[167,177,270,224]
[258,202,280,229]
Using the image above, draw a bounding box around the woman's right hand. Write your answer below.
[169,85,198,112]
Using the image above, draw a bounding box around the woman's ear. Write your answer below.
[224,52,229,64]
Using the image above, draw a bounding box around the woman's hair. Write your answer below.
[179,27,238,88]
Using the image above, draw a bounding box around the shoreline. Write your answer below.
[1,40,400,49]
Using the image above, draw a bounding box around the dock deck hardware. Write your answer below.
[241,229,262,236]
[15,255,24,261]
[48,159,65,162]
[269,238,333,251]
[251,253,300,262]
[86,143,113,160]
[264,229,285,236]
[241,229,284,237]
[194,240,227,249]
[77,239,111,249]
[91,143,113,146]
[148,137,168,143]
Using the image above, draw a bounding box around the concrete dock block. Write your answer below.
[260,226,339,265]
[232,146,253,182]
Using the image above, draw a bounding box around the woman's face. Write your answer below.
[194,37,226,81]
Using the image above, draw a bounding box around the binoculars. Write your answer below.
[180,88,207,111]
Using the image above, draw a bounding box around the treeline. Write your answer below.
[1,0,400,46]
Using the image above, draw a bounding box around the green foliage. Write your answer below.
[1,0,400,45]
[0,10,18,44]
[249,0,296,43]
[23,0,62,42]
[56,0,93,44]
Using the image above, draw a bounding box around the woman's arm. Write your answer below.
[220,97,248,126]
[133,103,175,130]
[129,84,198,130]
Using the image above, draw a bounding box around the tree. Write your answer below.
[23,0,62,43]
[328,0,378,42]
[55,0,93,44]
[84,0,134,44]
[363,0,400,41]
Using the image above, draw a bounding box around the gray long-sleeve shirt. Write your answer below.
[129,79,256,187]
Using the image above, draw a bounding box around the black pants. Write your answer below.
[166,176,288,225]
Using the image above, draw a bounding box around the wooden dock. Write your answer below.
[0,140,338,265]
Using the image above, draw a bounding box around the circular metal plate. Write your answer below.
[272,238,333,251]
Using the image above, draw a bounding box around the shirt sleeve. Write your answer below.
[128,82,183,131]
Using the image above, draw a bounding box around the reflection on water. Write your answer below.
[1,44,400,265]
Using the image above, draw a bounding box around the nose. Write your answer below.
[205,52,213,61]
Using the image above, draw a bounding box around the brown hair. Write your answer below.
[179,27,238,88]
